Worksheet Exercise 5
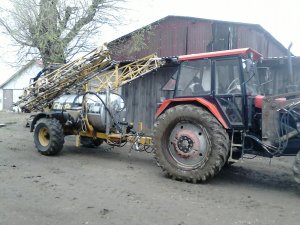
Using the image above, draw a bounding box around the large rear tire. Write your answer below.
[153,105,229,183]
[34,118,64,156]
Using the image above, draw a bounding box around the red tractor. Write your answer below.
[153,48,300,183]
[18,47,300,183]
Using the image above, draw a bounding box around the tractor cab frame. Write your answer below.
[159,48,261,130]
[157,48,300,162]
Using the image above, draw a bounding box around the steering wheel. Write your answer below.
[226,78,240,94]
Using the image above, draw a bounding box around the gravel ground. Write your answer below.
[0,111,299,225]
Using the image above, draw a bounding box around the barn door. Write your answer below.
[3,89,13,110]
[209,23,236,51]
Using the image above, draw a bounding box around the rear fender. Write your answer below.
[155,98,229,129]
[30,113,48,132]
[30,112,66,132]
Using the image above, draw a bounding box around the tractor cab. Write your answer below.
[162,48,262,129]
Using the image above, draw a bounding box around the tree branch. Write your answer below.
[0,18,35,47]
[59,6,72,30]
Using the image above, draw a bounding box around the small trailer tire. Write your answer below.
[34,118,64,156]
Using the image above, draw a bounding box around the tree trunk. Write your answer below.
[39,41,66,66]
[37,0,66,66]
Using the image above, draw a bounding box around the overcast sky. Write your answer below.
[1,0,299,85]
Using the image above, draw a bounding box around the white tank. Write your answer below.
[52,93,125,132]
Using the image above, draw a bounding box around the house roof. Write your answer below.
[109,15,289,55]
[0,60,43,88]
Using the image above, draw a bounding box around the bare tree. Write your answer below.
[0,0,125,66]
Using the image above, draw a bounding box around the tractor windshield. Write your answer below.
[175,59,211,97]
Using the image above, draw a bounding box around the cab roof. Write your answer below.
[178,48,262,61]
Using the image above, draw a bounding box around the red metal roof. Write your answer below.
[177,48,262,61]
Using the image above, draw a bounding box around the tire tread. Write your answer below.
[153,104,229,183]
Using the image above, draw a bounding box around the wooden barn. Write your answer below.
[108,15,290,133]
[109,15,288,60]
[258,57,300,95]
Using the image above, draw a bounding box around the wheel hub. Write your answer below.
[172,130,200,158]
[177,136,193,153]
[39,127,50,147]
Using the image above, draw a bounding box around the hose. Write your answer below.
[81,91,122,133]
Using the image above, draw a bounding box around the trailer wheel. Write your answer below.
[293,151,300,183]
[34,118,64,155]
[153,105,229,183]
[80,136,103,148]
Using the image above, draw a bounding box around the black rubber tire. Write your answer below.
[34,118,64,156]
[80,137,103,148]
[153,104,229,183]
[93,138,103,147]
[293,151,300,183]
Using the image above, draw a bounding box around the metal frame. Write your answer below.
[16,47,164,113]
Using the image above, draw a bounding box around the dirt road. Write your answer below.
[0,112,299,225]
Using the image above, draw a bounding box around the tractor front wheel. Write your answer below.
[153,105,229,183]
[34,118,64,156]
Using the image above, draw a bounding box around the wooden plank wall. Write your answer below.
[258,60,300,95]
[121,66,178,134]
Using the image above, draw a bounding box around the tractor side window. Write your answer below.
[215,59,241,95]
[176,59,211,97]
[162,73,178,91]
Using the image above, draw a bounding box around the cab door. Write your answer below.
[214,57,245,128]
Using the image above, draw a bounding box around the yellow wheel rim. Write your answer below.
[38,127,50,147]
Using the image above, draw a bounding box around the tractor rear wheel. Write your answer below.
[153,105,229,183]
[34,118,64,156]
[293,151,300,183]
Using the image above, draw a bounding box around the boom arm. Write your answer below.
[15,46,164,112]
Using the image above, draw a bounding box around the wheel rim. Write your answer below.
[38,127,50,147]
[167,121,211,170]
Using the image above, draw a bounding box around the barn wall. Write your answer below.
[121,66,178,133]
[237,26,286,57]
[109,16,288,61]
[258,57,300,95]
[187,21,213,53]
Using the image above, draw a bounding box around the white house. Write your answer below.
[0,60,43,111]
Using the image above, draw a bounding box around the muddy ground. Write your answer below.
[0,111,299,225]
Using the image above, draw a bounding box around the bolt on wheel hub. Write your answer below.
[177,136,194,153]
[172,130,200,158]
